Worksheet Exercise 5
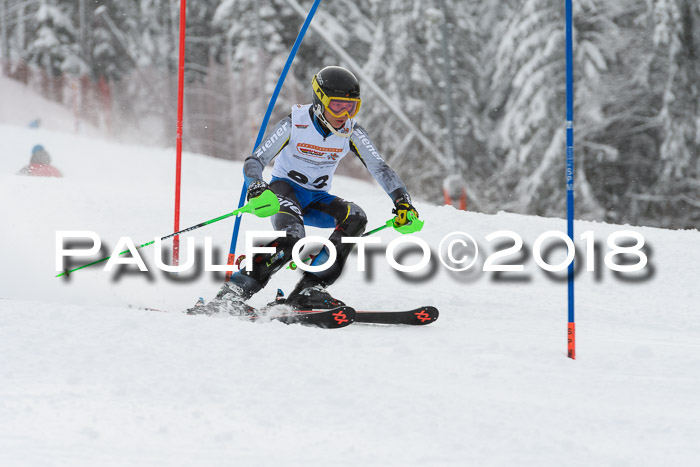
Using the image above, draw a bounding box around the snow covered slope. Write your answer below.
[0,74,102,138]
[1,121,699,466]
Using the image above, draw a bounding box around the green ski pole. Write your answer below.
[363,211,424,236]
[56,191,280,278]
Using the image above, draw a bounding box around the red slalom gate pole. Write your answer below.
[173,0,187,266]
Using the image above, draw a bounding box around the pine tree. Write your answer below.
[89,1,139,82]
[569,0,661,225]
[24,0,82,99]
[485,0,651,222]
[487,0,566,215]
[352,0,483,202]
[646,0,700,226]
[212,0,299,159]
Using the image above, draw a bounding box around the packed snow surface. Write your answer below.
[1,97,699,466]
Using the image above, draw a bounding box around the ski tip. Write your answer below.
[413,306,439,325]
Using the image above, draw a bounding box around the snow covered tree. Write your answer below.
[23,0,83,99]
[484,0,657,223]
[644,0,700,227]
[89,1,139,82]
[485,0,567,215]
[566,0,661,225]
[214,0,304,114]
[352,0,483,202]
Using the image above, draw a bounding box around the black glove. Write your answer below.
[392,193,419,226]
[246,179,269,201]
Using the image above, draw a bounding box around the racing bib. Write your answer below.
[270,104,352,191]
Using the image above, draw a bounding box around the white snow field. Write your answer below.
[1,90,699,466]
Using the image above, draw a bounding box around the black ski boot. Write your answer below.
[284,275,346,310]
[187,282,256,316]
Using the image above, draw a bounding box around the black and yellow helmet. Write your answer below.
[312,66,361,120]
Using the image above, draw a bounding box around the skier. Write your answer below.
[16,144,63,178]
[200,66,419,314]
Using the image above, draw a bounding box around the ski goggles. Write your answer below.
[326,98,361,118]
[312,77,362,118]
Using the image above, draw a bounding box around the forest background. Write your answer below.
[1,0,698,229]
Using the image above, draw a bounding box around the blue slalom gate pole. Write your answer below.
[566,0,575,359]
[224,0,323,280]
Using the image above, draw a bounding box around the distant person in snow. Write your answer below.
[194,66,419,315]
[16,145,63,178]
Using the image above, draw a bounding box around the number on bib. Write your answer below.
[287,171,329,190]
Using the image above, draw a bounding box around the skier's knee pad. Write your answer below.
[337,203,368,237]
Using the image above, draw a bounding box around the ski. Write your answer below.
[131,301,435,327]
[354,306,439,326]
